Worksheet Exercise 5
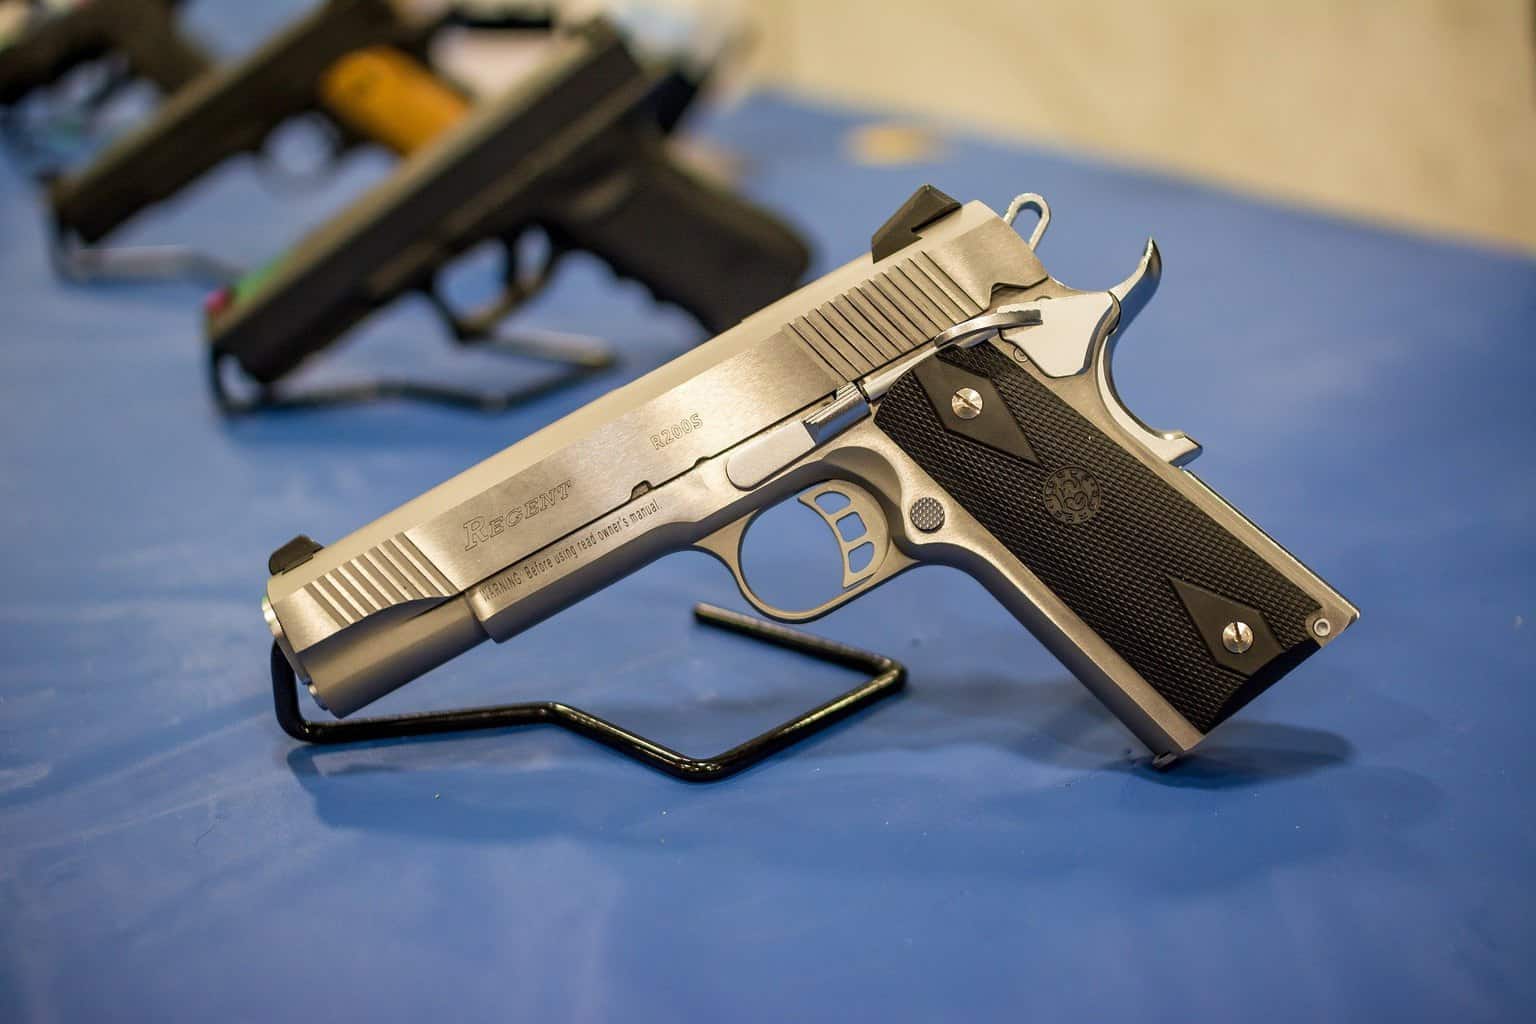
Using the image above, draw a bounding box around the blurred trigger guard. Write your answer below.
[797,483,888,590]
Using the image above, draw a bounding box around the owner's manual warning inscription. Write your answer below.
[474,496,664,604]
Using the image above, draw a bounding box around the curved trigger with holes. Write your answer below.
[693,480,915,624]
[797,483,885,590]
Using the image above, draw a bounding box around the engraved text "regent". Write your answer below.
[462,480,573,550]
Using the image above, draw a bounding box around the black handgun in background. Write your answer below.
[0,0,210,110]
[40,0,722,283]
[204,18,811,413]
[42,0,528,272]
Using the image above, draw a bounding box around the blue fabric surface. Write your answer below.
[2,6,1535,1021]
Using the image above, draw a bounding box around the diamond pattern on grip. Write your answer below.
[873,344,1320,733]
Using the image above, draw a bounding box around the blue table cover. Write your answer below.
[2,4,1533,1020]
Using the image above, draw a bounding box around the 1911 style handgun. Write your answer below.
[262,185,1356,762]
[203,19,809,410]
[0,0,209,109]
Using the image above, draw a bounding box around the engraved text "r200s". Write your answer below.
[650,413,702,449]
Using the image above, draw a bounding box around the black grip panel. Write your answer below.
[547,131,809,334]
[874,344,1321,734]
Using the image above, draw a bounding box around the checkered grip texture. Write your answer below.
[873,344,1320,734]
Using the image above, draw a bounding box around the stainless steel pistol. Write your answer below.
[262,186,1357,761]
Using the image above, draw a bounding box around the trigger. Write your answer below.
[691,479,908,624]
[798,484,885,590]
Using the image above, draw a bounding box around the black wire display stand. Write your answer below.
[271,603,906,782]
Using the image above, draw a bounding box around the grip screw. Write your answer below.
[951,387,983,419]
[1221,621,1254,654]
[1313,617,1332,638]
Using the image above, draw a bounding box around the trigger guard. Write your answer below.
[424,230,562,340]
[692,480,903,624]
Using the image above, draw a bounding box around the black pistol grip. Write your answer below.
[547,132,809,334]
[873,343,1328,738]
